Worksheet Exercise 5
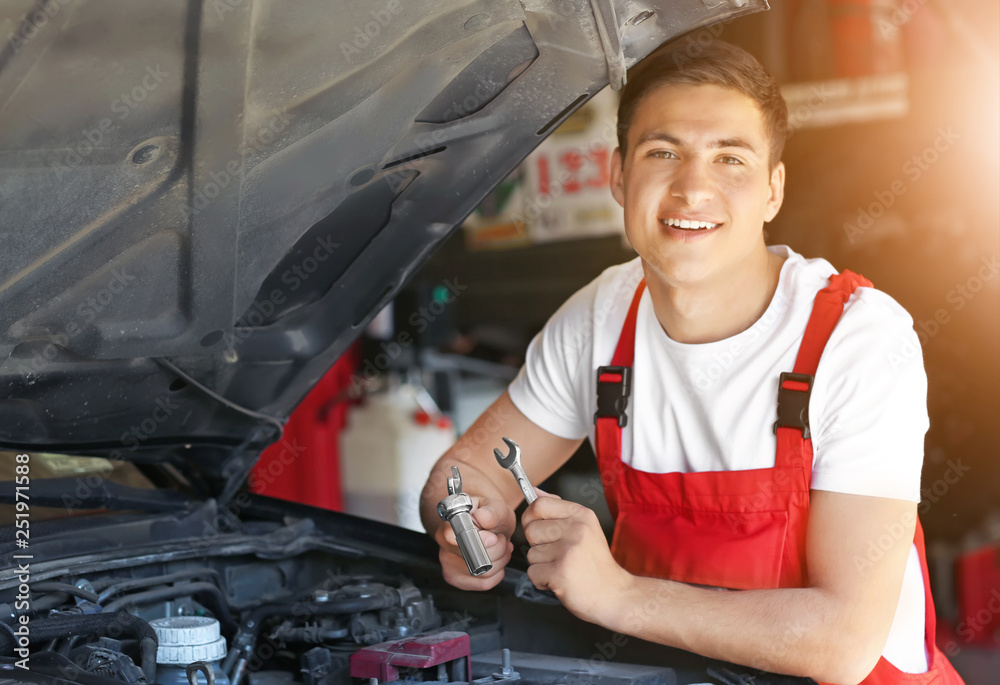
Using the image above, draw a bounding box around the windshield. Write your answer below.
[0,452,155,525]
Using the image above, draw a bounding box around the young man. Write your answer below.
[419,40,964,684]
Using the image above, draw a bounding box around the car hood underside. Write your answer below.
[0,0,766,487]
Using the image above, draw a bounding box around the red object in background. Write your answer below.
[349,632,471,681]
[954,544,1000,647]
[249,343,361,511]
[828,0,904,77]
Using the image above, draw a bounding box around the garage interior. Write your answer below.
[243,2,1000,682]
[1,0,997,683]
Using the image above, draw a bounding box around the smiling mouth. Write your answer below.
[660,218,721,231]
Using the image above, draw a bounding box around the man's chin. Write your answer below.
[638,253,718,290]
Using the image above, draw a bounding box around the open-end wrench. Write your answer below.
[493,437,536,505]
[437,466,493,576]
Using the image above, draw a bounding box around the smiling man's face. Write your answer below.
[611,82,785,289]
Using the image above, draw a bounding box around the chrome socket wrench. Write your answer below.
[437,465,493,576]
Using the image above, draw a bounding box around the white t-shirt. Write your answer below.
[508,245,930,673]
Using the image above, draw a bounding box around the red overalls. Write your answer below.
[593,271,964,684]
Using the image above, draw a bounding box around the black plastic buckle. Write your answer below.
[594,366,632,428]
[773,371,814,439]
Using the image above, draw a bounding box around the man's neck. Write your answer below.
[643,248,786,344]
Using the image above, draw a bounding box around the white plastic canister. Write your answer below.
[149,616,230,685]
[340,384,457,531]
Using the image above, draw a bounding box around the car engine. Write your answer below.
[3,497,774,685]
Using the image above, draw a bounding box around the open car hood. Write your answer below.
[0,0,766,490]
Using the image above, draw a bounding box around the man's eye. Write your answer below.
[650,150,677,159]
[719,155,743,165]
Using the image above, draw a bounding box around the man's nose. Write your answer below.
[670,160,714,206]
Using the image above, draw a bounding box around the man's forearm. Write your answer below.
[603,576,880,684]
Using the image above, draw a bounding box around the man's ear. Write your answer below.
[610,146,625,208]
[764,160,785,222]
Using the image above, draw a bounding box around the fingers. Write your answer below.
[521,493,580,529]
[440,537,514,591]
[435,495,514,548]
[470,496,516,539]
[525,541,558,565]
[523,517,573,546]
[525,560,553,593]
[532,486,561,500]
[435,498,514,592]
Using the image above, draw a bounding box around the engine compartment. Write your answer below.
[0,496,705,685]
[4,565,488,684]
[1,549,690,685]
[0,489,816,685]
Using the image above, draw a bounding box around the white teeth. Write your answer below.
[662,218,718,230]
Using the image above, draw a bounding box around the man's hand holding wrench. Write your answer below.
[420,393,588,594]
[432,437,542,590]
[496,436,627,622]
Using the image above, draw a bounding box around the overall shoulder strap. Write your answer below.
[774,269,873,466]
[594,280,646,470]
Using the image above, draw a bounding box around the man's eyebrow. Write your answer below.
[710,137,758,154]
[635,132,683,147]
[633,132,760,155]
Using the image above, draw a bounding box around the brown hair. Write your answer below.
[616,38,788,170]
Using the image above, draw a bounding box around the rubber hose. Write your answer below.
[103,582,236,637]
[235,590,400,655]
[140,636,157,682]
[97,569,223,604]
[31,582,100,604]
[244,589,400,631]
[0,610,157,682]
[223,590,400,672]
[31,591,71,613]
